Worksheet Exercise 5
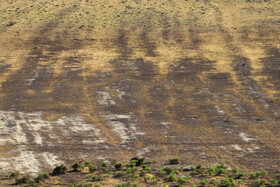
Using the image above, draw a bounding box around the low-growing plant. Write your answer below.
[145,166,152,173]
[169,157,179,164]
[221,177,236,187]
[196,162,202,169]
[29,178,36,184]
[270,178,278,186]
[200,179,208,186]
[177,177,187,184]
[35,173,49,182]
[168,171,177,181]
[162,166,173,174]
[144,176,151,183]
[114,162,123,170]
[85,161,91,165]
[52,165,67,174]
[216,168,227,175]
[190,170,199,176]
[10,170,20,178]
[72,163,84,171]
[101,162,108,168]
[16,176,29,184]
[91,175,97,181]
[98,174,104,181]
[158,169,165,177]
[102,167,107,172]
[88,164,97,172]
[115,171,122,177]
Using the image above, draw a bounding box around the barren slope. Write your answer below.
[0,0,279,177]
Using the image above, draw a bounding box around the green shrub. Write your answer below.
[16,176,29,184]
[115,171,122,177]
[91,175,97,181]
[208,167,216,175]
[250,172,257,179]
[270,178,278,186]
[253,179,261,186]
[196,162,202,169]
[98,175,104,181]
[29,179,36,184]
[114,162,123,170]
[10,170,20,178]
[221,178,236,187]
[72,163,84,171]
[216,168,227,175]
[133,184,139,187]
[200,179,208,186]
[144,176,151,183]
[168,171,177,181]
[259,169,268,177]
[35,173,49,183]
[162,166,173,174]
[101,162,108,168]
[232,168,239,174]
[169,158,179,165]
[145,166,152,173]
[102,167,107,172]
[235,172,246,179]
[88,164,97,172]
[85,161,91,165]
[53,165,67,174]
[190,170,199,176]
[177,177,187,184]
[158,169,165,177]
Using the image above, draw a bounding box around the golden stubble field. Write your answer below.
[0,0,279,178]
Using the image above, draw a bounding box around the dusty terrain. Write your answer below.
[0,0,279,179]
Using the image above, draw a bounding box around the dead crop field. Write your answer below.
[0,0,280,183]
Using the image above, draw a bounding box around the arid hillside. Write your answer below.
[0,0,279,178]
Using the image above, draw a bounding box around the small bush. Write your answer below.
[158,169,165,177]
[52,165,67,175]
[88,164,97,172]
[98,175,104,181]
[169,158,179,165]
[162,166,173,174]
[250,172,257,179]
[144,176,151,183]
[115,171,122,177]
[270,178,278,186]
[29,179,36,184]
[221,178,236,187]
[72,163,84,171]
[10,171,20,178]
[16,176,29,184]
[114,162,123,170]
[101,162,108,168]
[168,171,177,181]
[200,179,208,186]
[196,162,202,169]
[232,168,239,174]
[216,168,227,175]
[102,167,107,172]
[190,170,199,176]
[208,167,216,176]
[177,177,187,184]
[253,179,261,186]
[91,175,97,181]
